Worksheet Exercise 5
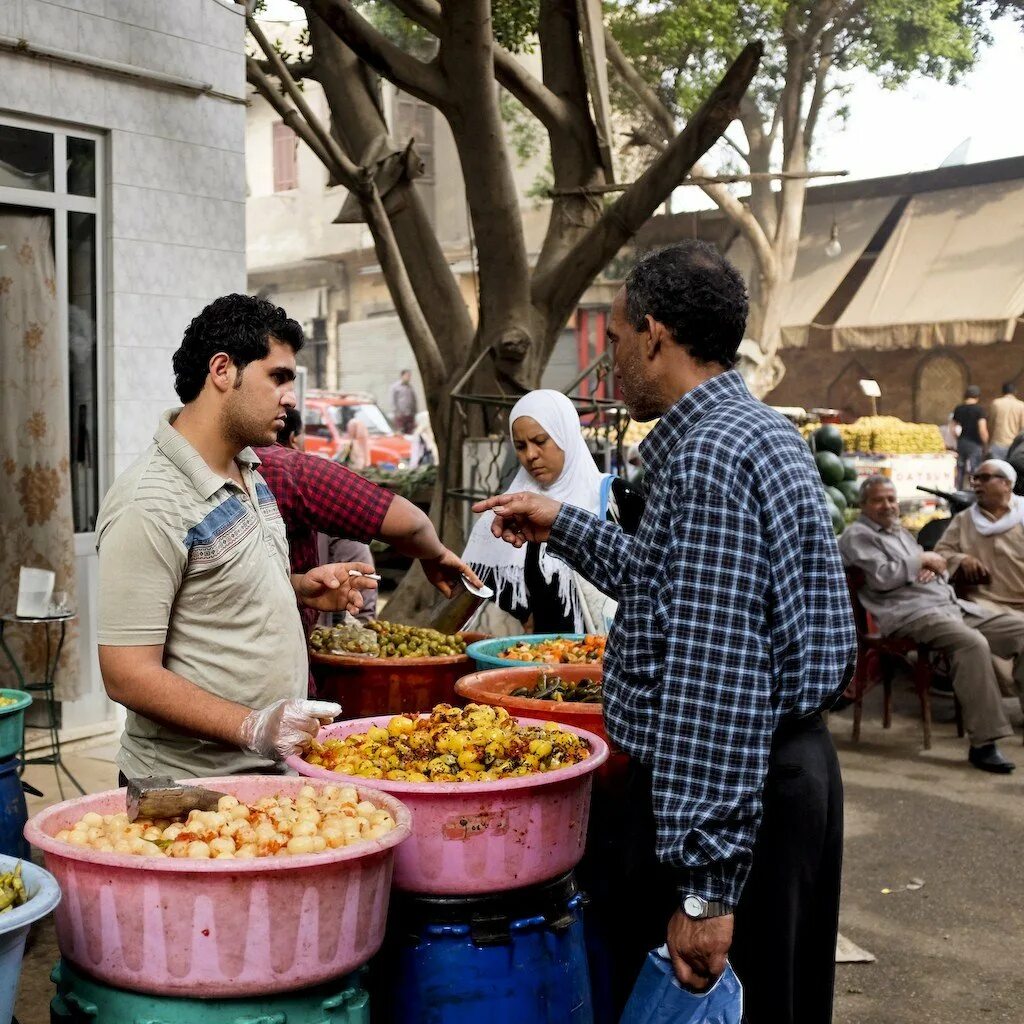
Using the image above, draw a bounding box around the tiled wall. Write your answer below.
[0,0,247,479]
[0,0,247,732]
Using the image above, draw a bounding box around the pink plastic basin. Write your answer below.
[24,776,411,997]
[288,715,609,895]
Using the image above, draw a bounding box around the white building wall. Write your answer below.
[0,0,248,733]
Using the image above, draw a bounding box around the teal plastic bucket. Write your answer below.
[50,959,370,1023]
[0,689,30,761]
[0,853,61,1024]
[466,634,591,671]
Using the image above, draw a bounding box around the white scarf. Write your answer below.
[970,493,1024,537]
[463,390,604,631]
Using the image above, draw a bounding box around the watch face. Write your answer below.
[683,895,706,918]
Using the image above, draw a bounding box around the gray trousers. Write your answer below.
[894,609,1024,746]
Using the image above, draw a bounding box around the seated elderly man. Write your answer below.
[839,474,1024,774]
[936,460,1024,616]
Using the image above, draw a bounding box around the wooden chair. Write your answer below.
[844,567,962,749]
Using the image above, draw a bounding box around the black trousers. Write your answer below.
[578,713,843,1024]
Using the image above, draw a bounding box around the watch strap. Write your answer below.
[702,900,733,918]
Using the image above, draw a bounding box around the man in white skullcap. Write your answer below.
[937,460,1024,614]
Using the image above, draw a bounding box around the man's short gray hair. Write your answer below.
[859,474,894,504]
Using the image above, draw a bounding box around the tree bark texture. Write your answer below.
[250,4,761,617]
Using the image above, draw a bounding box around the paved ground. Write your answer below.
[11,686,1024,1023]
[832,687,1023,1024]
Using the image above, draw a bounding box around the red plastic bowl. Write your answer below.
[455,665,606,742]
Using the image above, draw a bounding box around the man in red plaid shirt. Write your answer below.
[255,411,479,639]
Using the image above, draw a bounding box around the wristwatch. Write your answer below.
[682,894,732,920]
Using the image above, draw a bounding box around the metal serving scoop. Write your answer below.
[126,776,230,823]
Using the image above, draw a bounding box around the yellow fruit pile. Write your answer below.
[622,418,658,446]
[901,510,948,535]
[54,786,396,859]
[837,417,946,455]
[303,703,591,782]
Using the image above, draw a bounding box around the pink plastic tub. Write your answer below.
[288,715,609,895]
[24,776,411,997]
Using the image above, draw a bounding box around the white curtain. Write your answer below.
[0,212,81,700]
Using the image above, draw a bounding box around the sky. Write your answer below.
[678,16,1024,210]
[259,3,1024,208]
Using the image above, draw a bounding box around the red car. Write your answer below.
[302,392,412,469]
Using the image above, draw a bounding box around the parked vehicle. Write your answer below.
[303,391,412,469]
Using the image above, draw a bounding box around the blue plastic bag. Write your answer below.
[619,946,743,1024]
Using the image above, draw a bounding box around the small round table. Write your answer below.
[0,612,86,798]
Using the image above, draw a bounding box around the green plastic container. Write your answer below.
[0,689,30,761]
[50,960,370,1024]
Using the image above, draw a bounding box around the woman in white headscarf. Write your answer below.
[463,390,644,634]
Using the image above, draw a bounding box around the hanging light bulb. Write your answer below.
[824,219,842,259]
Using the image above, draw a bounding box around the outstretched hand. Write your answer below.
[421,548,484,599]
[471,492,562,547]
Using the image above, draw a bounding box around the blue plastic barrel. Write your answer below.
[372,871,594,1024]
[0,757,28,859]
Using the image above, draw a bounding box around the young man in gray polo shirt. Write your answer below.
[96,295,376,780]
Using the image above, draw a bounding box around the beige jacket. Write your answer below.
[935,508,1024,613]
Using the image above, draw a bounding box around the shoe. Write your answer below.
[968,743,1016,774]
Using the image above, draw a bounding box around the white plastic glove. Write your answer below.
[238,698,341,761]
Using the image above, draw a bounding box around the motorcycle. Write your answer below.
[914,485,976,551]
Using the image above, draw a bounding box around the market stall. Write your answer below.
[14,631,611,1022]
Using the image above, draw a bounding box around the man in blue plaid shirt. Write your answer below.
[475,242,855,1024]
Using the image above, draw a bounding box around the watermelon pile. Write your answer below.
[809,425,859,535]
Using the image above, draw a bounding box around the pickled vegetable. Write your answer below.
[309,621,466,659]
[303,702,590,782]
[309,623,379,656]
[509,673,602,703]
[53,787,396,858]
[501,635,605,664]
[0,694,19,709]
[0,861,26,913]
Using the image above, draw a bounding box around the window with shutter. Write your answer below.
[272,121,298,191]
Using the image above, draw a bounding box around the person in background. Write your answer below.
[936,460,1024,615]
[936,459,1024,696]
[1008,430,1024,496]
[474,243,854,1024]
[256,411,481,644]
[951,385,989,487]
[273,409,378,622]
[96,295,376,782]
[840,475,1024,774]
[463,389,644,635]
[410,409,438,467]
[389,369,418,434]
[987,382,1024,460]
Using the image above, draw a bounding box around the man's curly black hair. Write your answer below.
[171,294,305,403]
[624,241,748,368]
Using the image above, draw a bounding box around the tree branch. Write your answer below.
[437,0,532,349]
[306,0,448,108]
[247,27,446,385]
[252,56,316,81]
[533,42,766,323]
[606,31,774,277]
[604,28,676,141]
[249,17,362,183]
[803,41,835,149]
[247,58,348,183]
[387,0,575,136]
